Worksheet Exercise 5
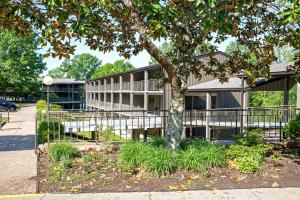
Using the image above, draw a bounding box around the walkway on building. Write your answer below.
[1,187,299,200]
[0,105,37,194]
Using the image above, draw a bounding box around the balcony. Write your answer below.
[133,81,144,91]
[113,83,120,91]
[106,84,111,91]
[148,79,161,91]
[122,82,131,90]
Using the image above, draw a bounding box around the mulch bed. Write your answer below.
[38,149,300,193]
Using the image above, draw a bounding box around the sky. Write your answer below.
[42,37,235,74]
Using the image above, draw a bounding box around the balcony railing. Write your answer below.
[122,82,131,90]
[106,84,111,90]
[133,81,144,91]
[46,88,84,93]
[113,83,120,91]
[148,79,161,91]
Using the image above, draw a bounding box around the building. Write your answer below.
[85,52,300,139]
[43,78,85,109]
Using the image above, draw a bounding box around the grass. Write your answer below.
[119,138,226,176]
[48,142,79,161]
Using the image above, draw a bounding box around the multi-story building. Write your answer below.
[85,52,299,140]
[85,53,244,112]
[43,78,85,109]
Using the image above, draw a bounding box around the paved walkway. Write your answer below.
[0,105,37,195]
[0,187,299,200]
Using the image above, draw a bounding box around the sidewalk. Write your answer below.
[1,187,299,200]
[0,105,37,194]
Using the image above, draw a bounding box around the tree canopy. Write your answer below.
[0,28,45,99]
[91,60,134,79]
[48,53,102,80]
[1,0,299,149]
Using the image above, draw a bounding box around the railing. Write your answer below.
[122,82,131,90]
[106,84,111,91]
[133,81,144,91]
[148,79,161,91]
[50,98,84,102]
[45,88,84,93]
[113,83,120,91]
[37,107,299,144]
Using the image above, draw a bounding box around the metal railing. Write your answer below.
[37,107,300,144]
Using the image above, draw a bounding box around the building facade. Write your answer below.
[43,78,85,109]
[85,53,243,112]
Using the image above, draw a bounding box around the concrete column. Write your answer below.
[104,78,107,92]
[111,77,114,91]
[120,75,123,91]
[144,94,148,111]
[144,70,148,91]
[206,92,211,140]
[130,73,134,110]
[297,83,300,112]
[243,91,249,127]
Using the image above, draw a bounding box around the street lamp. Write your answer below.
[43,76,53,111]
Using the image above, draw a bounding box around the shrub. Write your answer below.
[97,125,124,142]
[119,141,150,171]
[226,144,272,173]
[177,141,226,173]
[148,136,166,148]
[48,142,79,161]
[38,121,64,144]
[236,156,261,173]
[143,147,175,175]
[284,114,300,138]
[234,129,264,146]
[179,138,211,150]
[36,100,47,111]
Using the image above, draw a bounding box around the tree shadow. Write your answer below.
[0,135,35,151]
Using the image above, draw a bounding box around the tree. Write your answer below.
[225,41,296,107]
[2,0,299,149]
[0,28,45,99]
[58,53,101,80]
[92,60,134,79]
[48,67,65,78]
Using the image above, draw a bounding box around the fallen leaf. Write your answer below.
[272,182,279,187]
[180,184,188,189]
[168,185,178,190]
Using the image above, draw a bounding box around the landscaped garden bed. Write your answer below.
[37,130,300,193]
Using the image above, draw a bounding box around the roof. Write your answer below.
[270,62,294,74]
[188,77,245,92]
[51,78,85,85]
[87,51,228,83]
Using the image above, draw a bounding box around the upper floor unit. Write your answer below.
[85,64,163,93]
[43,78,85,93]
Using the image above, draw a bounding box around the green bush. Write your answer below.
[38,121,64,144]
[284,114,300,138]
[48,142,79,161]
[119,141,150,171]
[234,129,264,146]
[226,144,272,173]
[176,140,226,173]
[97,125,124,142]
[36,100,47,111]
[143,147,175,175]
[236,155,261,173]
[179,138,211,150]
[148,136,166,148]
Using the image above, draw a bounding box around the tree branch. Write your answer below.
[121,0,176,79]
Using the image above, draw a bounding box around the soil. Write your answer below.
[38,149,300,193]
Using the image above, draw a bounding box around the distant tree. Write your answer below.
[92,60,134,79]
[225,41,296,107]
[59,53,101,80]
[0,28,45,99]
[48,67,65,78]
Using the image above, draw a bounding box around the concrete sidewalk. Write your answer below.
[1,187,299,200]
[0,105,37,195]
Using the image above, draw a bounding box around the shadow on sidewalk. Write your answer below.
[0,135,35,151]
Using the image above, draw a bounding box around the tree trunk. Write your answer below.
[165,85,186,150]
